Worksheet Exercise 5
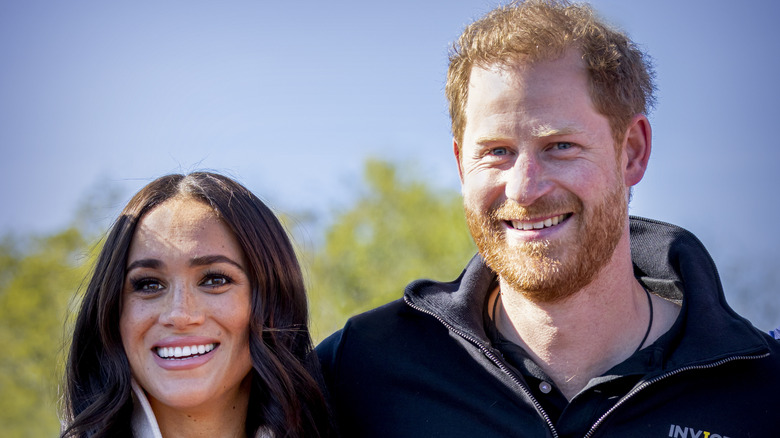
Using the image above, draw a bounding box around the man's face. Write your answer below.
[457,50,629,303]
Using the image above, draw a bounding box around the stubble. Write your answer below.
[465,180,627,303]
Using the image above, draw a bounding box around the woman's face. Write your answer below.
[119,197,254,415]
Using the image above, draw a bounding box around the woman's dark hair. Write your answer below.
[61,172,335,438]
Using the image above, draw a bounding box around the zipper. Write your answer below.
[406,295,770,438]
[582,352,770,438]
[404,296,559,438]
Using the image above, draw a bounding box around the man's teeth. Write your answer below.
[511,214,567,231]
[156,343,216,359]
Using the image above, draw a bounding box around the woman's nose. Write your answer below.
[158,282,205,328]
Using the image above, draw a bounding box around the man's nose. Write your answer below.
[158,282,205,328]
[504,153,550,206]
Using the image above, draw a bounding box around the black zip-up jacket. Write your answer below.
[317,217,780,437]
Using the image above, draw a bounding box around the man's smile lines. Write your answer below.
[156,343,217,359]
[509,214,569,231]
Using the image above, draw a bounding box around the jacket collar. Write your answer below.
[629,216,769,367]
[131,379,164,438]
[405,216,770,366]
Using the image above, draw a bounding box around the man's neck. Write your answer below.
[493,244,677,400]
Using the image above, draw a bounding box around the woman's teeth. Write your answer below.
[156,343,216,359]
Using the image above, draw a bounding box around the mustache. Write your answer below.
[488,194,582,221]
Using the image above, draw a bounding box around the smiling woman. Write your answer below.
[60,173,335,438]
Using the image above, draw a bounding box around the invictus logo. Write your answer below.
[668,424,732,438]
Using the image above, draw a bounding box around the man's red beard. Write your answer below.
[464,181,628,303]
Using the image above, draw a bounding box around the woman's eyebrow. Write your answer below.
[126,258,162,272]
[190,255,245,271]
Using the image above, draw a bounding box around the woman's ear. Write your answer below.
[621,114,652,187]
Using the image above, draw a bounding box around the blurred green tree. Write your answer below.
[0,228,93,438]
[0,176,119,437]
[304,159,476,341]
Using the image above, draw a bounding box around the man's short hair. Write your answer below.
[446,0,656,149]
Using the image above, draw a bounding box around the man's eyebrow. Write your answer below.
[126,259,162,272]
[474,126,581,144]
[190,255,245,272]
[531,125,579,138]
[475,136,504,145]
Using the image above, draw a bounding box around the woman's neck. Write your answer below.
[150,376,252,438]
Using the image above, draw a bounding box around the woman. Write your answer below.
[61,172,335,438]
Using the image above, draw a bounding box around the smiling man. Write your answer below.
[317,1,780,436]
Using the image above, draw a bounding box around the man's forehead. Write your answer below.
[464,51,596,125]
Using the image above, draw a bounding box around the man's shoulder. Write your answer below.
[707,327,780,391]
[315,295,456,409]
[316,297,439,356]
[316,299,404,353]
[727,332,780,397]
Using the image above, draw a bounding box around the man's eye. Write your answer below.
[553,142,573,150]
[489,147,508,156]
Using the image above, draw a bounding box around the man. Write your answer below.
[317,1,780,436]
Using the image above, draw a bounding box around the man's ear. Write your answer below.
[454,139,464,183]
[622,114,652,187]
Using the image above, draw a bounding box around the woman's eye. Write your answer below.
[130,278,164,293]
[201,274,232,288]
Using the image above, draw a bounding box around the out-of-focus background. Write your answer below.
[2,1,779,435]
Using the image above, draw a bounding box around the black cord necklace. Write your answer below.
[492,286,654,355]
[634,286,654,355]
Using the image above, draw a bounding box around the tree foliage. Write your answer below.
[304,160,476,340]
[0,228,93,438]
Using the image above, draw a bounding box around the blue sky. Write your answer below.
[2,1,779,327]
